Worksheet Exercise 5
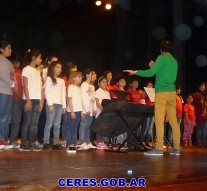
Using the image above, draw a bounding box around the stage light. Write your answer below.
[105,3,112,10]
[95,0,102,6]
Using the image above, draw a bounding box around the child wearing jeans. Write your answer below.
[79,68,96,150]
[43,61,66,150]
[20,49,44,151]
[95,76,111,150]
[4,58,23,148]
[66,71,83,151]
[183,94,196,148]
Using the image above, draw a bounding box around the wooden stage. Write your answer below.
[0,147,207,191]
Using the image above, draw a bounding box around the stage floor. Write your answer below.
[0,147,207,191]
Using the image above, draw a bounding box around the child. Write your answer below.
[37,55,58,145]
[141,81,155,147]
[183,94,196,148]
[127,77,144,104]
[61,62,77,147]
[66,71,83,151]
[78,68,97,150]
[168,84,183,145]
[4,58,23,148]
[0,40,18,149]
[43,61,66,150]
[20,49,44,151]
[103,70,113,92]
[95,76,111,149]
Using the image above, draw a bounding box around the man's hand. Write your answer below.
[123,70,137,75]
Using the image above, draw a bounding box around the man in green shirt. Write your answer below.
[124,40,180,156]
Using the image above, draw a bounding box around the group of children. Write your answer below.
[0,40,207,152]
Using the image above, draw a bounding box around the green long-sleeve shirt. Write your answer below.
[136,53,178,92]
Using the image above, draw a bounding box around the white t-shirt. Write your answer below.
[95,88,111,118]
[66,84,82,112]
[45,77,66,108]
[81,82,96,116]
[22,65,41,100]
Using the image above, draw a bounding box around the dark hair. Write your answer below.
[23,48,41,66]
[43,55,58,68]
[98,76,107,84]
[103,70,112,77]
[160,40,172,53]
[114,74,126,83]
[0,40,10,53]
[129,76,138,84]
[83,68,93,80]
[146,80,154,86]
[175,83,181,91]
[186,94,193,101]
[47,61,62,85]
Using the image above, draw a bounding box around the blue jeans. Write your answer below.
[21,99,40,145]
[4,99,23,143]
[168,117,182,144]
[61,112,68,141]
[37,101,46,143]
[44,104,62,145]
[141,116,154,142]
[79,114,93,144]
[0,93,12,140]
[66,111,81,146]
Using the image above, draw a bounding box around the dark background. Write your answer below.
[0,0,207,95]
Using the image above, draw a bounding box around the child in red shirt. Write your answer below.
[127,78,144,104]
[103,70,113,92]
[183,94,196,148]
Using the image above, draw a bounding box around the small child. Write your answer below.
[127,77,144,104]
[183,94,196,148]
[66,71,83,151]
[4,58,23,148]
[43,61,66,150]
[103,70,113,92]
[61,62,77,147]
[95,76,111,149]
[78,68,97,150]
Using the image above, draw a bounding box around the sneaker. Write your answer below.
[144,148,163,156]
[169,149,180,156]
[12,141,20,149]
[35,141,43,148]
[0,140,13,150]
[78,143,90,151]
[66,147,76,153]
[52,144,63,150]
[69,144,77,150]
[30,143,42,151]
[87,142,96,149]
[97,142,109,150]
[43,143,52,150]
[20,144,32,151]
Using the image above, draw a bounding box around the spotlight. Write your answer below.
[95,0,102,6]
[105,3,112,10]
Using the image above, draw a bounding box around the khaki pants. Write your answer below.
[154,92,180,150]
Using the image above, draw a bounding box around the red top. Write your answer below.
[184,103,195,121]
[127,88,144,104]
[63,76,69,88]
[176,95,183,117]
[110,85,131,101]
[13,68,23,99]
[106,83,113,92]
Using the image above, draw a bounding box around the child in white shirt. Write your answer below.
[79,69,96,150]
[95,76,111,149]
[43,61,66,150]
[66,71,83,150]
